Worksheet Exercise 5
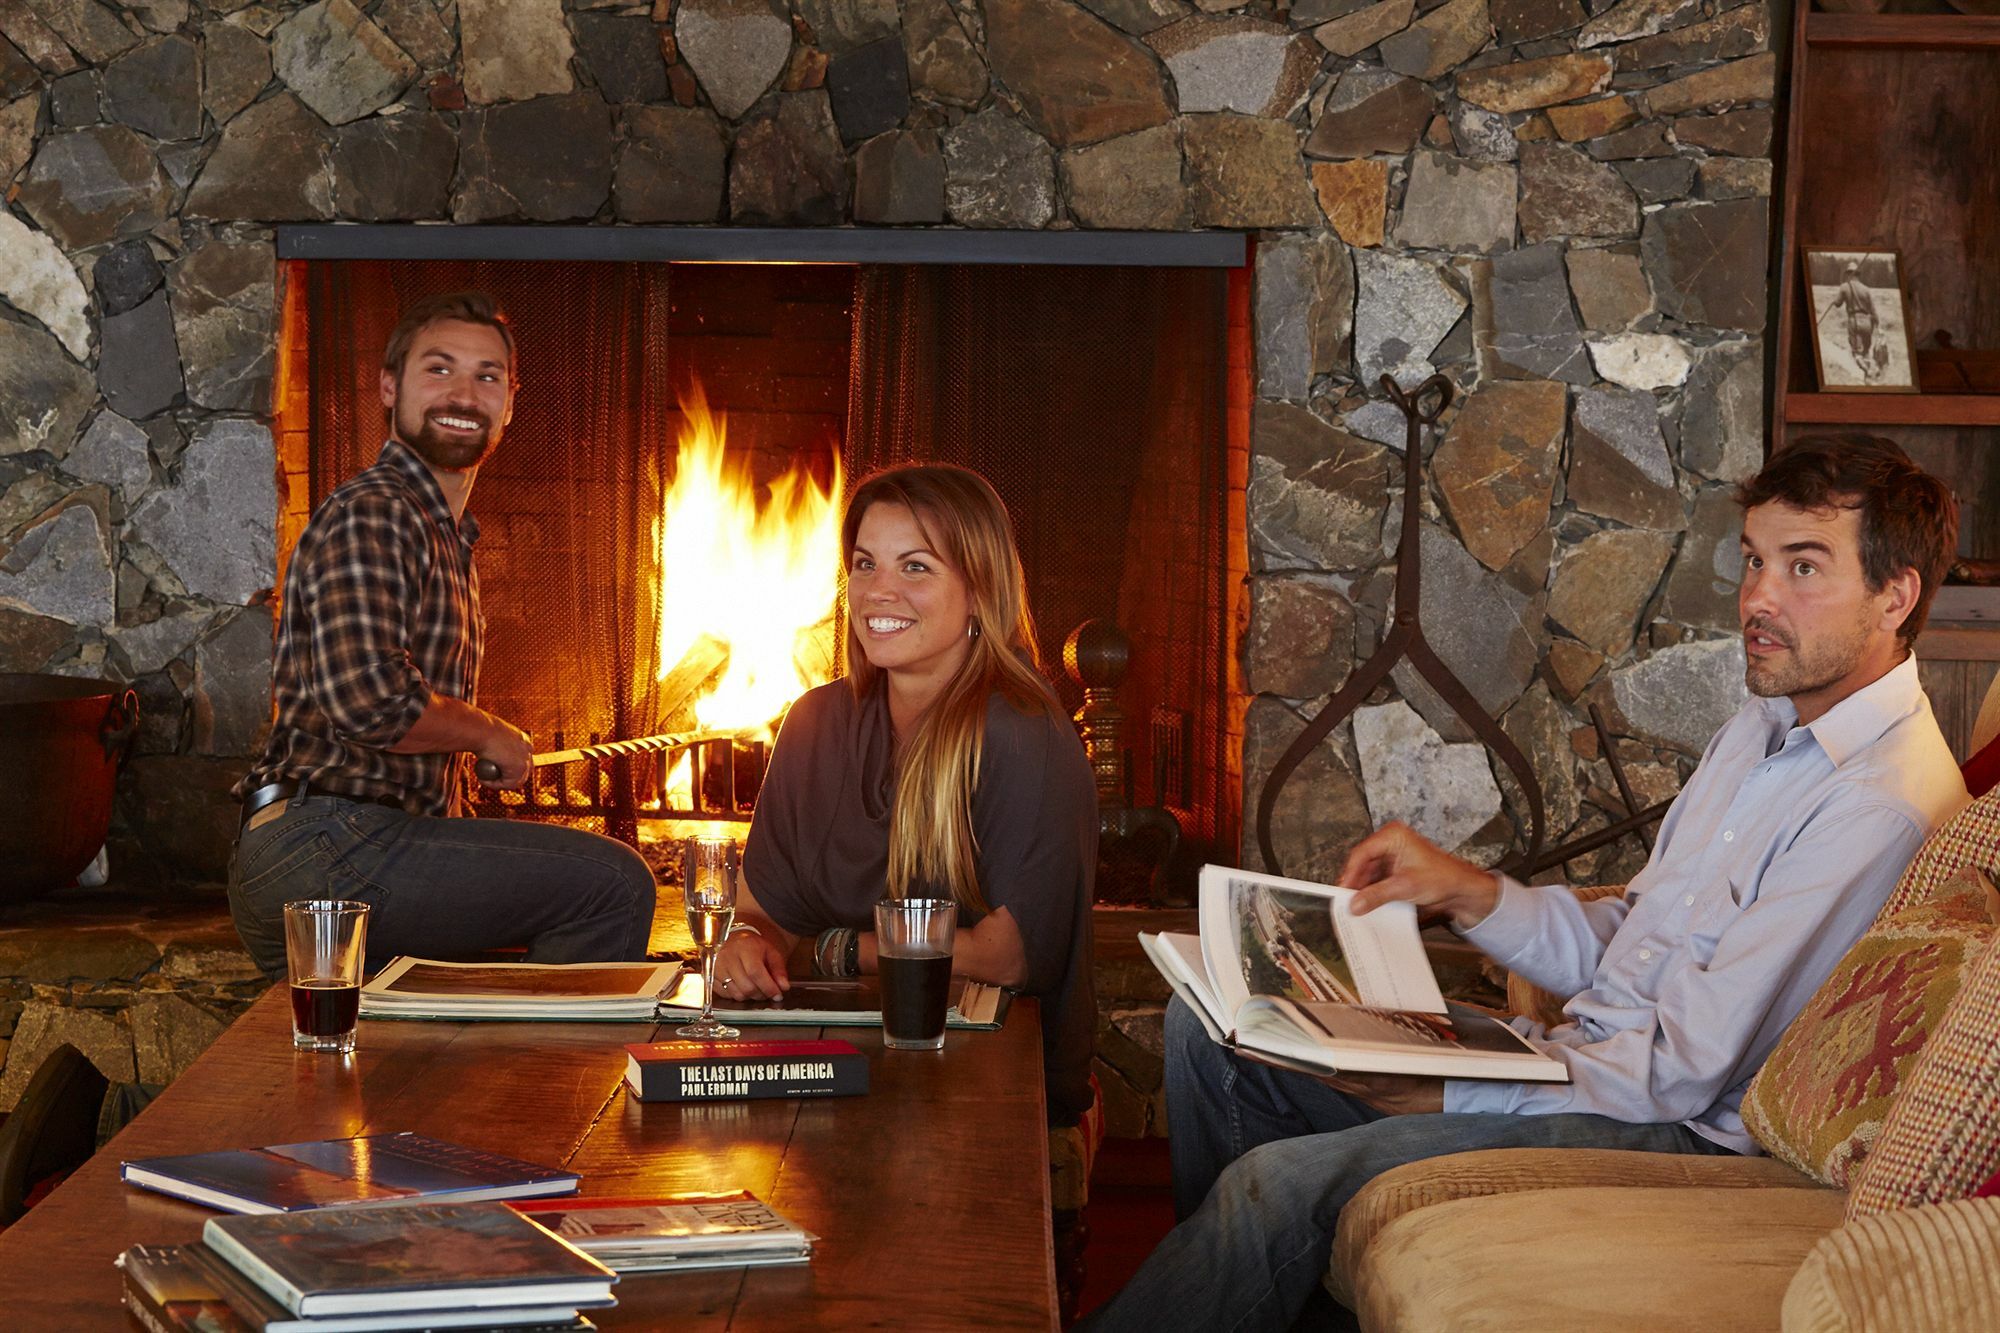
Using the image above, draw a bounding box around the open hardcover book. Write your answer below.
[1141,865,1566,1083]
[359,960,684,1022]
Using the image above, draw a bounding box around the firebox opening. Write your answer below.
[276,256,1247,898]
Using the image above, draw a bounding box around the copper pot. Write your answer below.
[0,674,139,901]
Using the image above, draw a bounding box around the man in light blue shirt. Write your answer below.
[1084,435,1967,1331]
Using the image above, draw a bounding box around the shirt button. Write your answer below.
[1638,949,1653,961]
[1723,830,1735,842]
[1684,895,1695,906]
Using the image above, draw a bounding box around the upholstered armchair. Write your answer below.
[1329,793,2000,1331]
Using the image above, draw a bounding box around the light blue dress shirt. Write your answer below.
[1444,653,1967,1152]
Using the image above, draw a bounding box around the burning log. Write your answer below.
[658,632,730,723]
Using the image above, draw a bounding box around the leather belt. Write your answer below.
[240,778,406,830]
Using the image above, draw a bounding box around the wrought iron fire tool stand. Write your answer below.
[1255,374,1548,877]
[1254,374,1675,880]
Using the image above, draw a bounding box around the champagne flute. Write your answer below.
[678,835,741,1040]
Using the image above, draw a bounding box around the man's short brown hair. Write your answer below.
[380,290,516,379]
[1736,434,1958,648]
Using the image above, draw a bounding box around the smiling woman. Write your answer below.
[715,464,1101,1126]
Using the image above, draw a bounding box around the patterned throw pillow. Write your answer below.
[1742,865,1997,1190]
[1847,927,2000,1217]
[1880,795,2000,917]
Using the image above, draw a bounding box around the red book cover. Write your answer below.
[622,1038,869,1102]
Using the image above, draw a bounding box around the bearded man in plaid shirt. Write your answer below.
[228,292,656,979]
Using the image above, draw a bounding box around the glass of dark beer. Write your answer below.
[283,899,369,1053]
[874,898,957,1052]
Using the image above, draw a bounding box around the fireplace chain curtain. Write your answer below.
[302,262,670,798]
[843,264,1234,849]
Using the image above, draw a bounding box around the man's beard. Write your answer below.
[395,400,502,471]
[1743,610,1873,701]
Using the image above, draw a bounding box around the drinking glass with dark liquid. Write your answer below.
[283,900,369,1053]
[678,836,741,1041]
[874,898,958,1051]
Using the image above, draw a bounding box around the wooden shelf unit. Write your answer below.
[1784,393,2000,428]
[1773,4,2000,570]
[1805,13,2000,49]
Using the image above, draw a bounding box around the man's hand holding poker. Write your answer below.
[476,717,533,790]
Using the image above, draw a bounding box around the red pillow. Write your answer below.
[1962,732,2000,799]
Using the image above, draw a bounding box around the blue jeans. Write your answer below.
[1082,997,1733,1332]
[228,793,657,979]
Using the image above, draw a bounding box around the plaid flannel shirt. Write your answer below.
[237,438,484,816]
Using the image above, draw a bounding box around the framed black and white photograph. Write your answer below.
[1804,248,1919,393]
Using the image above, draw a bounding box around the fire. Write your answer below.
[654,384,843,754]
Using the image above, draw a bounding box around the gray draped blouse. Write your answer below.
[744,677,1098,1125]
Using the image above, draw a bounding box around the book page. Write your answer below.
[1328,893,1447,1015]
[1138,932,1228,1039]
[1198,865,1445,1018]
[1235,998,1566,1082]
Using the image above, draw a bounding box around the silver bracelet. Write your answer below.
[724,922,763,942]
[813,926,856,978]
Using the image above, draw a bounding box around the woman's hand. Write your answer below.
[712,929,791,1000]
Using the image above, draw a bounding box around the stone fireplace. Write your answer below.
[277,243,1245,870]
[0,0,1776,1130]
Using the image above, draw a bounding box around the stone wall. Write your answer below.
[1,4,1770,912]
[0,888,264,1113]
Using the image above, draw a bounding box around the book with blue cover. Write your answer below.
[121,1131,580,1215]
[202,1201,618,1318]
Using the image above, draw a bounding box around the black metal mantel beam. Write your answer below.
[276,225,1248,268]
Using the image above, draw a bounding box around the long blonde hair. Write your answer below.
[842,465,1060,915]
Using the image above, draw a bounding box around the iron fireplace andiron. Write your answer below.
[1255,374,1549,880]
[1065,619,1182,904]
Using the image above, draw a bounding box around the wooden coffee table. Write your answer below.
[0,988,1057,1330]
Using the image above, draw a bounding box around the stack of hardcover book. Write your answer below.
[114,1131,817,1329]
[117,1133,613,1331]
[118,1202,617,1332]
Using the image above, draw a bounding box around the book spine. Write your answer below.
[123,1286,177,1333]
[628,1052,868,1103]
[184,1241,300,1327]
[120,1247,259,1333]
[202,1220,308,1316]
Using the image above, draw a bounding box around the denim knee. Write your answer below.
[586,836,659,931]
[1211,1133,1353,1237]
[608,838,656,894]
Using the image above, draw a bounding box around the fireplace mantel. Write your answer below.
[276,226,1246,268]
